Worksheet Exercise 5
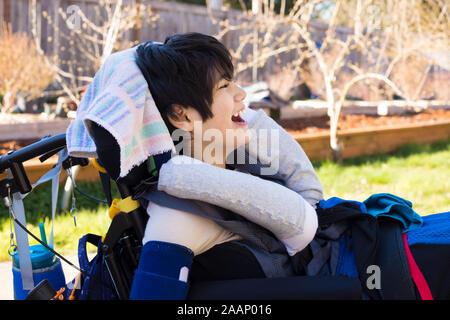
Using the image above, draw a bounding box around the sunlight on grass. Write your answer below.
[315,140,450,216]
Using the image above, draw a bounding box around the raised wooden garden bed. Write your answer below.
[294,120,450,161]
[0,114,72,141]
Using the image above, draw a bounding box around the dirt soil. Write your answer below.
[277,108,450,135]
[1,109,449,155]
[0,139,40,156]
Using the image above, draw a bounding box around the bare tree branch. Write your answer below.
[30,0,158,105]
[211,0,448,160]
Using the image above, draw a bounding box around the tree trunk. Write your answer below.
[329,103,343,163]
[1,90,16,113]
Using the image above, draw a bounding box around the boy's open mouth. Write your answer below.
[231,109,247,126]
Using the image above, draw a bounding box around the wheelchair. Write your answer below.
[0,133,366,300]
[3,133,449,300]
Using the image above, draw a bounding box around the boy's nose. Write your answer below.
[234,84,246,103]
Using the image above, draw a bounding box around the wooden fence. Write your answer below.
[1,0,447,98]
[0,0,353,85]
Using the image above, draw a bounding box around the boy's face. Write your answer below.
[189,78,251,161]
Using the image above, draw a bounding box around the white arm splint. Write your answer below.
[158,156,318,255]
[242,108,324,207]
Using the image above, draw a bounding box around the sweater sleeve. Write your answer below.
[243,108,324,208]
[242,108,323,254]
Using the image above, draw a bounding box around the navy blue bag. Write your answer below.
[77,234,117,300]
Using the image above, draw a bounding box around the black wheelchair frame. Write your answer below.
[0,133,148,300]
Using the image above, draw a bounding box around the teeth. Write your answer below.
[233,109,245,117]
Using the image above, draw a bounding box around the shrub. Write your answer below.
[0,22,54,113]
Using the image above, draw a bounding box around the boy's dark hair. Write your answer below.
[135,33,234,134]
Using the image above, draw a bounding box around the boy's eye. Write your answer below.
[219,82,230,89]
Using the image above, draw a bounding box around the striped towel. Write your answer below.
[66,46,175,178]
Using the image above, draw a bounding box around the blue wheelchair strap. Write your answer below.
[129,241,194,300]
[78,234,102,272]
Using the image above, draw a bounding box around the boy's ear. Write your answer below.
[167,104,194,132]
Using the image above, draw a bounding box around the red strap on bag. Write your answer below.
[402,233,433,300]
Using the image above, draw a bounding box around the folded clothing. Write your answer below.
[320,194,424,233]
[363,193,423,233]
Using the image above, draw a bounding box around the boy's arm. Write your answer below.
[243,108,324,207]
[158,155,318,255]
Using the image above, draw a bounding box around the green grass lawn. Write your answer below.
[0,181,119,262]
[313,139,450,215]
[0,139,449,262]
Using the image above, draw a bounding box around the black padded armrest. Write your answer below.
[188,276,362,300]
